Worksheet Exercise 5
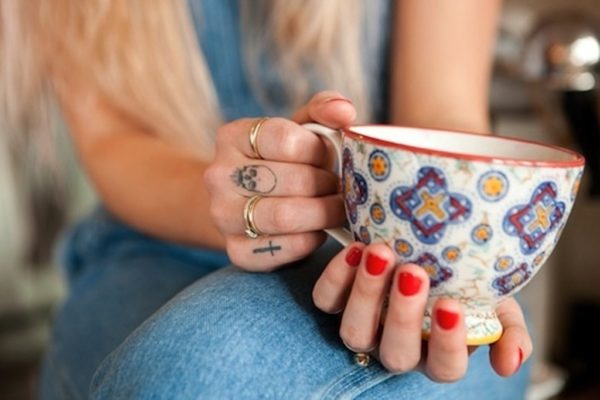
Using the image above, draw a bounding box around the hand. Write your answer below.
[312,242,533,381]
[204,91,356,271]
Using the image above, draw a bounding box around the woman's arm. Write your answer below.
[390,0,502,132]
[58,81,226,249]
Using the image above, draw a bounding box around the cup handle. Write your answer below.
[303,123,354,246]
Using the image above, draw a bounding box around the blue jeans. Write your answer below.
[40,208,531,399]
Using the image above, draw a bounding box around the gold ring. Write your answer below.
[249,117,269,159]
[243,195,264,239]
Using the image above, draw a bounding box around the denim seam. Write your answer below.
[315,364,392,400]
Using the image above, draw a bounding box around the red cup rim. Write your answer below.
[343,125,585,168]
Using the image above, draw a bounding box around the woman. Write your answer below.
[1,0,532,398]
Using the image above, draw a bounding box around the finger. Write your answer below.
[378,264,430,373]
[226,161,338,197]
[291,90,357,127]
[489,298,533,377]
[425,299,469,382]
[340,244,395,352]
[214,194,345,236]
[217,117,330,167]
[312,243,365,314]
[225,232,327,272]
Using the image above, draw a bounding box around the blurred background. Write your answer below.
[2,0,600,399]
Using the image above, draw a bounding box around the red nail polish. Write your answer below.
[366,253,387,276]
[345,247,363,267]
[397,272,422,296]
[516,347,524,372]
[436,309,459,330]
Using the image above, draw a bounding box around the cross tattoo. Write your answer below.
[253,240,282,256]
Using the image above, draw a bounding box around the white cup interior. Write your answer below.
[349,126,581,164]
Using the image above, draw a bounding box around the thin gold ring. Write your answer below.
[243,195,264,239]
[249,117,269,159]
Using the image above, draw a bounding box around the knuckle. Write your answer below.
[203,165,223,191]
[279,130,304,161]
[271,201,297,233]
[340,326,373,352]
[208,200,229,225]
[426,364,467,383]
[292,170,318,195]
[380,352,420,374]
[312,289,333,313]
[353,276,384,298]
[385,309,423,330]
[225,240,246,269]
[226,239,271,272]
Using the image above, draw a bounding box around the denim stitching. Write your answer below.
[316,363,392,400]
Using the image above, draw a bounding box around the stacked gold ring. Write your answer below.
[243,195,264,239]
[249,117,269,159]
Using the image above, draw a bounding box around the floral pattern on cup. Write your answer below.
[494,256,514,272]
[370,203,386,225]
[492,262,532,296]
[389,167,472,245]
[368,150,392,181]
[503,181,566,255]
[306,122,584,344]
[394,239,413,257]
[411,252,454,288]
[471,223,493,245]
[442,246,462,263]
[478,170,509,202]
[342,147,368,224]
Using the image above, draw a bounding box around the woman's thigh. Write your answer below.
[90,243,531,400]
[40,209,229,400]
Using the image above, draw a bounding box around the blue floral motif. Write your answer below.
[394,239,413,258]
[503,182,565,255]
[389,167,472,244]
[368,150,391,181]
[492,263,532,296]
[342,147,368,224]
[494,256,514,272]
[471,223,493,245]
[370,203,386,225]
[411,252,453,288]
[478,170,509,202]
[442,246,462,263]
[358,226,371,244]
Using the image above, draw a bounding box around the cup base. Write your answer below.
[422,309,503,345]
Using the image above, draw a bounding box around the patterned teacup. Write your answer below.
[305,123,585,345]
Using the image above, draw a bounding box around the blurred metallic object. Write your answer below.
[522,16,600,91]
[521,14,600,196]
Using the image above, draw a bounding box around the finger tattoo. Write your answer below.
[231,165,277,194]
[252,240,282,256]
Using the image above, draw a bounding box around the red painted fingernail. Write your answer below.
[516,347,524,372]
[436,309,459,330]
[366,253,387,276]
[345,247,363,267]
[397,272,422,296]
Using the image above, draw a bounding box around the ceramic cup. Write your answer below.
[305,123,585,345]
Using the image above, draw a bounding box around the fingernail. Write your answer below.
[366,253,387,276]
[436,309,459,330]
[323,97,353,105]
[516,347,524,373]
[397,272,422,296]
[345,246,363,267]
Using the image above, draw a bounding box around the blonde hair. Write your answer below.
[1,0,367,161]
